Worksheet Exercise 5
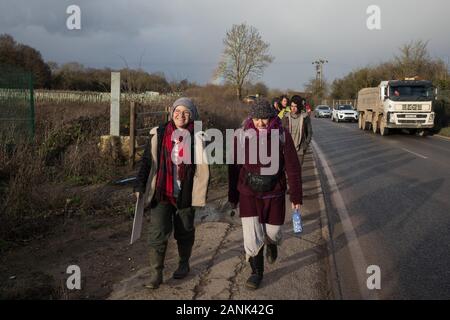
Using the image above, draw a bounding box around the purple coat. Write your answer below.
[228,118,303,225]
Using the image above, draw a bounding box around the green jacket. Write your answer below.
[278,106,291,119]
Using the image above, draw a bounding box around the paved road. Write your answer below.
[311,117,450,299]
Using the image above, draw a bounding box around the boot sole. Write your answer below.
[173,267,190,279]
[144,284,161,290]
[245,282,259,290]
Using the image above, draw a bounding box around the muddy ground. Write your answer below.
[0,178,228,300]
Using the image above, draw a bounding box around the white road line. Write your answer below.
[311,150,342,300]
[433,134,450,142]
[401,148,428,159]
[312,139,379,300]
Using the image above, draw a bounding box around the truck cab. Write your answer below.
[358,79,436,136]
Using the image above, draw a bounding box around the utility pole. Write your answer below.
[445,56,449,82]
[312,59,328,88]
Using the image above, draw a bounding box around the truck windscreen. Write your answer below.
[389,86,434,101]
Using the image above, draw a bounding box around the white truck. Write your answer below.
[357,79,436,136]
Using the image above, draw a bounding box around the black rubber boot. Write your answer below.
[245,246,264,290]
[173,244,192,279]
[265,237,278,264]
[145,248,165,289]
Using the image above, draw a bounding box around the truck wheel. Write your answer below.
[358,116,364,130]
[372,118,378,134]
[362,120,370,130]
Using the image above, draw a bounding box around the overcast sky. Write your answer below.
[1,0,449,90]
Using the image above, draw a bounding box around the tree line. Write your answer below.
[1,29,274,99]
[329,40,450,99]
[0,34,196,93]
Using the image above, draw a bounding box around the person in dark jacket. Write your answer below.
[134,97,209,289]
[228,99,302,290]
[272,97,281,112]
[282,95,313,165]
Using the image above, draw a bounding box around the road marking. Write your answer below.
[433,134,450,142]
[312,139,379,300]
[311,150,343,300]
[401,148,428,159]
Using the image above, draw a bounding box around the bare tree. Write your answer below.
[214,23,274,100]
[394,40,430,78]
[304,77,328,104]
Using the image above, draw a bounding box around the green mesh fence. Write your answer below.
[0,64,35,140]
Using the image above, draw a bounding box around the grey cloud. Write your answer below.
[0,0,174,35]
[1,0,449,89]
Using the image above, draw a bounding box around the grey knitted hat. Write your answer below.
[172,97,199,120]
[249,99,277,119]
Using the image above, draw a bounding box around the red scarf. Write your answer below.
[155,121,194,205]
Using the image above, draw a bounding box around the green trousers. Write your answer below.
[148,202,196,256]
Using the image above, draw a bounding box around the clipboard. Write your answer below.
[130,193,145,244]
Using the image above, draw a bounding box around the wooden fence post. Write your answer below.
[129,101,136,168]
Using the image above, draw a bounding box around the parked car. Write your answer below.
[332,104,358,122]
[314,105,331,118]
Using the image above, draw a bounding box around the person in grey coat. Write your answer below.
[281,95,313,165]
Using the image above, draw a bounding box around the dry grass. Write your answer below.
[0,101,132,240]
[438,126,450,137]
[185,84,250,131]
[0,87,249,241]
[183,85,251,187]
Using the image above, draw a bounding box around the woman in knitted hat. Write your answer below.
[228,99,303,290]
[134,97,209,289]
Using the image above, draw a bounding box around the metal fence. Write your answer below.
[0,64,35,139]
[321,99,357,108]
[33,89,180,105]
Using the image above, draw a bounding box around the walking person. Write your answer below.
[134,97,209,289]
[277,95,291,119]
[228,99,303,290]
[272,97,281,112]
[303,98,312,116]
[282,95,313,165]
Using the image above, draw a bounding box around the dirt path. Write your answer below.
[109,149,332,300]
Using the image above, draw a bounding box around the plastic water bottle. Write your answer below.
[292,209,303,234]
